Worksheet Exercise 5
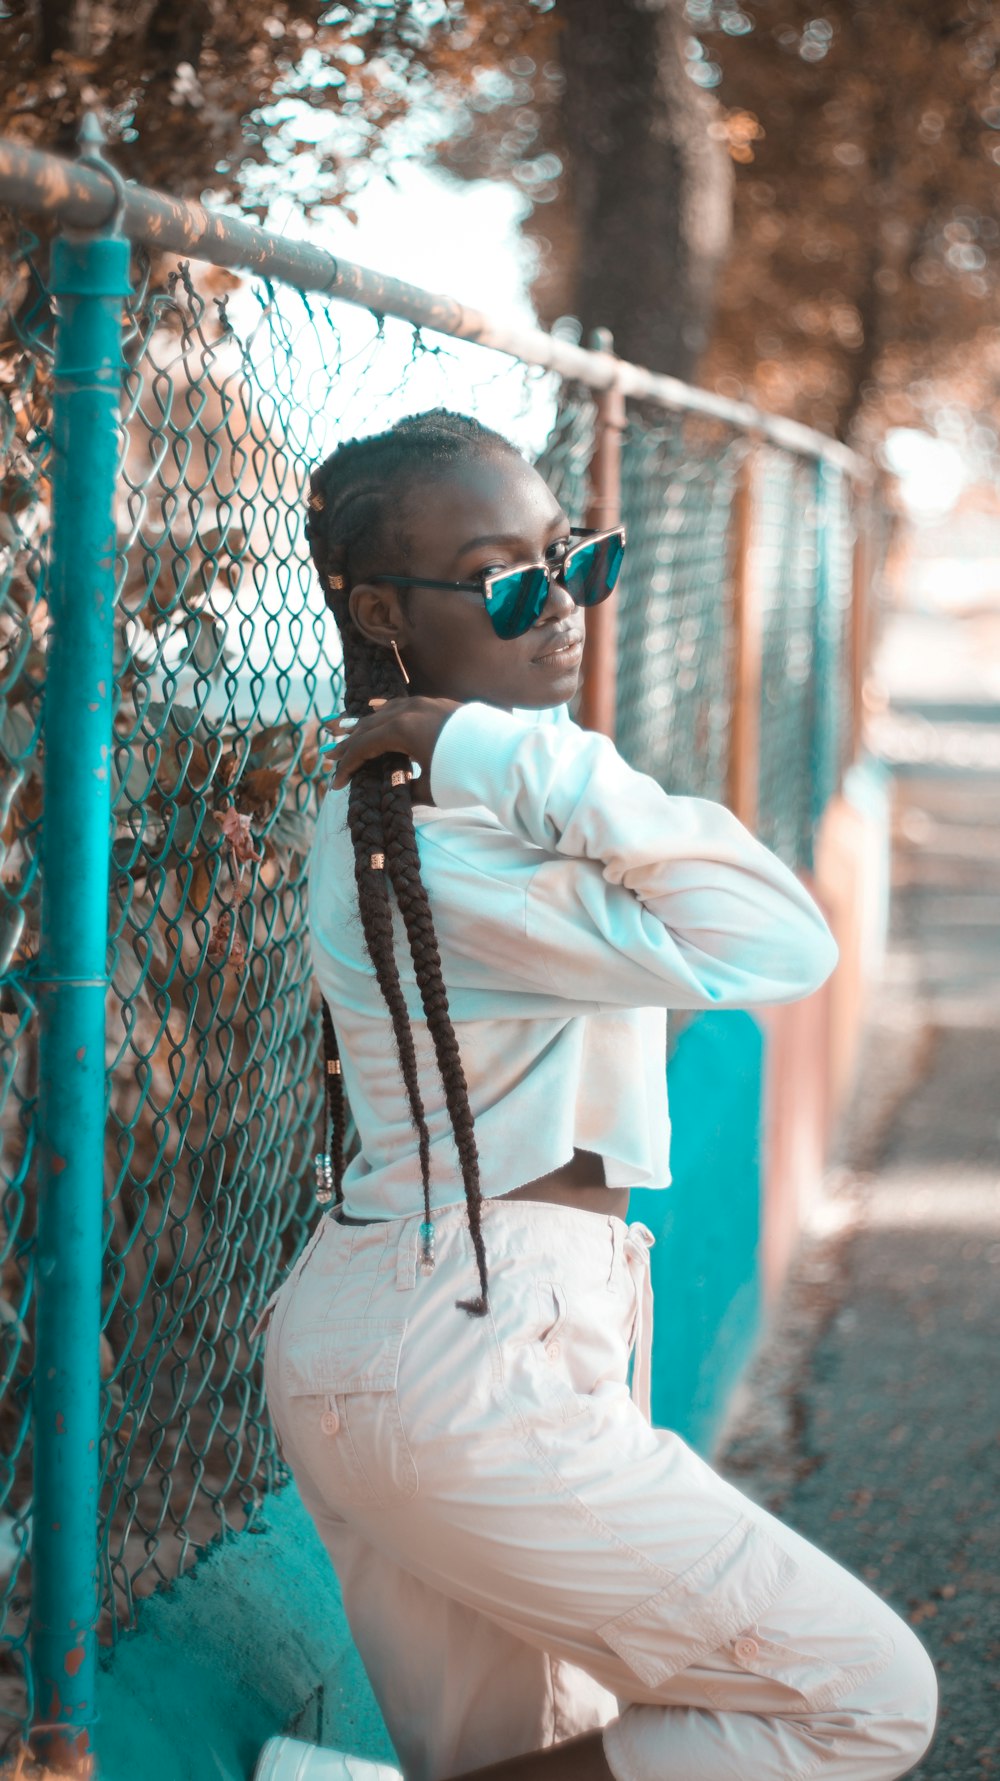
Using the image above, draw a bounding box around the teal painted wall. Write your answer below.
[630,1009,765,1456]
[93,1484,396,1780]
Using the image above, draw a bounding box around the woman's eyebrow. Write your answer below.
[456,516,571,558]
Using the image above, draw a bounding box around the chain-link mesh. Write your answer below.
[752,446,822,870]
[0,237,581,1746]
[0,221,52,1741]
[615,410,742,802]
[0,206,872,1748]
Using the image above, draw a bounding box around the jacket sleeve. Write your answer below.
[425,699,839,1012]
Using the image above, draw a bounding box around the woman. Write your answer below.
[251,410,937,1781]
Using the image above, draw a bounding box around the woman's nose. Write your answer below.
[536,570,577,621]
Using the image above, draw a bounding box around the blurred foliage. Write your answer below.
[0,2,545,220]
[691,0,1000,450]
[435,0,735,383]
[435,0,1000,450]
[2,1,997,451]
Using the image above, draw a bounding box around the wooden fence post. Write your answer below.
[850,483,874,767]
[578,328,626,740]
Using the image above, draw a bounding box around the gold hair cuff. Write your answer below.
[369,852,385,870]
[327,572,347,591]
[390,769,413,786]
[308,492,325,511]
[327,1058,342,1075]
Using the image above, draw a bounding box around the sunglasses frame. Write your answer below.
[370,525,627,639]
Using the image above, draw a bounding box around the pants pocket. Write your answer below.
[704,1576,898,1714]
[278,1317,418,1507]
[596,1515,800,1692]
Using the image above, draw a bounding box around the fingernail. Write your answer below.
[338,716,359,729]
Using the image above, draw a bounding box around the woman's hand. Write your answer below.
[319,695,464,793]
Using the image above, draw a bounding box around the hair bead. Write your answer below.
[390,769,413,786]
[309,492,325,511]
[369,852,385,870]
[314,1151,334,1204]
[327,572,347,591]
[327,1058,341,1075]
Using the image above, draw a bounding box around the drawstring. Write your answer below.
[623,1222,655,1423]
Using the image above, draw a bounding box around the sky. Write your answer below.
[228,159,563,461]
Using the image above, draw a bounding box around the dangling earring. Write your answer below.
[390,638,410,686]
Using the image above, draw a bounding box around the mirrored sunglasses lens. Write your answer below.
[488,567,549,639]
[562,533,625,606]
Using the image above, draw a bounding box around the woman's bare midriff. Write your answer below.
[498,1147,630,1222]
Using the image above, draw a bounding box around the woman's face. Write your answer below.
[347,452,585,711]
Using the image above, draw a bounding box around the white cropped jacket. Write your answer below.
[306,699,839,1220]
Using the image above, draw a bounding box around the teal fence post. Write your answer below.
[30,140,129,1774]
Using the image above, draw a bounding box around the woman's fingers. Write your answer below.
[320,705,413,787]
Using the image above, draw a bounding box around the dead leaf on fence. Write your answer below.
[245,723,300,773]
[187,857,215,914]
[219,806,263,866]
[206,906,247,974]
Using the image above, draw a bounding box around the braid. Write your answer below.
[320,999,345,1205]
[307,409,521,1316]
[381,773,489,1316]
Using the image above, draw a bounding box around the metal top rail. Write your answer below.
[0,135,866,479]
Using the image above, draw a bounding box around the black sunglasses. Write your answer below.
[371,525,627,642]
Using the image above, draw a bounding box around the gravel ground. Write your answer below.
[713,627,1000,1779]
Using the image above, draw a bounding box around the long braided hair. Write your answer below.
[305,409,523,1317]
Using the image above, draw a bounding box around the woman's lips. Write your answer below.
[532,634,583,666]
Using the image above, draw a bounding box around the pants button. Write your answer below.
[546,1340,561,1360]
[321,1408,340,1435]
[734,1637,760,1659]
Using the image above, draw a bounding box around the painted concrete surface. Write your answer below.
[93,1484,396,1780]
[632,1009,765,1455]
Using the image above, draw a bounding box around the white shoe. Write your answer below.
[252,1735,403,1781]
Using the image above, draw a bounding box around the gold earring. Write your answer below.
[390,639,410,685]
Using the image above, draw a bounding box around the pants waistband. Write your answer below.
[254,1199,656,1422]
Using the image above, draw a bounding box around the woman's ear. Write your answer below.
[348,582,406,650]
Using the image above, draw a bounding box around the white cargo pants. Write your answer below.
[254,1198,938,1781]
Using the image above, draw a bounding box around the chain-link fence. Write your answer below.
[0,134,880,1758]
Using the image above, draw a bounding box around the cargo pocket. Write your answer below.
[281,1317,418,1506]
[597,1515,800,1693]
[703,1576,897,1714]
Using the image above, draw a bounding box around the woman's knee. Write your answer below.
[850,1617,939,1777]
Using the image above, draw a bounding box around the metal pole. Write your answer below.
[30,133,129,1775]
[726,441,762,829]
[578,329,626,740]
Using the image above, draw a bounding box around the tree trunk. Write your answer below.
[550,0,733,377]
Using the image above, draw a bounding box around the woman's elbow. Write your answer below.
[781,921,840,1000]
